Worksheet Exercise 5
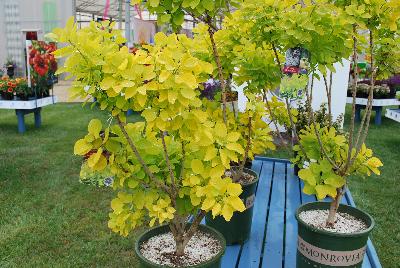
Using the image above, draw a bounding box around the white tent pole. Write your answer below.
[118,0,123,29]
[125,0,130,46]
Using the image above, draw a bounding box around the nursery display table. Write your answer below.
[385,109,400,123]
[218,157,382,268]
[346,97,400,125]
[0,96,58,133]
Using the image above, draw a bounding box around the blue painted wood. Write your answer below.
[221,245,241,268]
[238,161,274,268]
[255,156,290,163]
[284,164,301,268]
[14,108,42,133]
[34,108,41,128]
[339,191,372,268]
[345,190,382,268]
[16,110,26,133]
[251,159,263,177]
[261,162,286,268]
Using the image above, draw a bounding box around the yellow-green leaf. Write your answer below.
[226,183,242,197]
[74,139,92,155]
[176,72,197,89]
[228,196,245,212]
[226,143,244,155]
[315,185,337,200]
[180,87,196,99]
[204,147,217,161]
[201,198,215,211]
[191,159,204,174]
[88,119,102,137]
[221,204,234,221]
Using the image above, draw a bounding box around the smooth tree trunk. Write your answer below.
[326,188,344,227]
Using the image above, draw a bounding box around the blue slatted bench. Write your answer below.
[217,157,382,268]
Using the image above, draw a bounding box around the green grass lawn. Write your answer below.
[0,104,142,267]
[0,104,399,267]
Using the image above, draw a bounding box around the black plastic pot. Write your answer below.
[6,66,14,78]
[135,224,226,268]
[205,168,259,245]
[295,202,374,268]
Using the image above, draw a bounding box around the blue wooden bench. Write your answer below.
[218,157,382,268]
[0,96,57,133]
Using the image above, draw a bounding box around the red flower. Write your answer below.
[7,87,13,93]
[29,48,38,58]
[46,43,57,53]
[33,54,49,76]
[7,82,12,86]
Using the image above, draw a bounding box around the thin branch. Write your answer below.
[235,116,252,182]
[161,131,176,192]
[272,43,282,68]
[348,29,375,169]
[179,141,185,182]
[263,90,291,151]
[341,25,359,175]
[285,98,309,161]
[117,118,171,194]
[184,210,206,243]
[206,16,227,124]
[307,76,339,170]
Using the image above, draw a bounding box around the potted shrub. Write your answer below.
[135,0,277,246]
[4,58,16,78]
[292,101,344,175]
[202,94,275,245]
[52,19,249,267]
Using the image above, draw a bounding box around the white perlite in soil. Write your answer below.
[299,209,368,234]
[140,231,222,267]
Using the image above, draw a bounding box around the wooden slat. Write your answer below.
[238,161,274,268]
[284,165,301,268]
[220,160,263,267]
[255,156,291,163]
[345,191,382,268]
[221,245,241,268]
[251,159,263,177]
[261,162,286,268]
[334,192,371,268]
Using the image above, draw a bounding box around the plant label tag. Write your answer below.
[297,236,366,266]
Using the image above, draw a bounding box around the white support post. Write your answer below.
[125,0,131,47]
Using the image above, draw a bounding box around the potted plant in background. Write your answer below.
[27,41,57,98]
[0,77,16,100]
[15,78,33,101]
[51,18,250,267]
[4,57,16,78]
[201,94,276,245]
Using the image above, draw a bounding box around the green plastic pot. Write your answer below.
[295,202,375,268]
[205,168,259,245]
[134,224,226,268]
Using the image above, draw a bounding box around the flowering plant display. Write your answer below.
[0,77,32,100]
[27,41,57,97]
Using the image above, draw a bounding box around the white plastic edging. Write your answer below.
[385,109,400,123]
[346,97,400,107]
[0,96,58,109]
